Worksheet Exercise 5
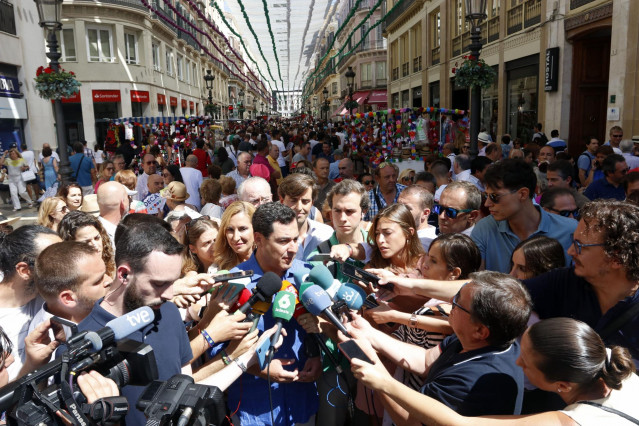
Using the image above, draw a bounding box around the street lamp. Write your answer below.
[345,66,356,116]
[261,101,264,116]
[34,0,72,185]
[313,96,318,117]
[322,87,329,121]
[203,69,215,117]
[465,0,487,158]
[238,89,245,119]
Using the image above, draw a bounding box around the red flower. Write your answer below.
[452,67,456,73]
[70,71,75,76]
[44,67,53,74]
[36,66,44,76]
[469,55,477,61]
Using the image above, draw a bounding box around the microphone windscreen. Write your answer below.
[336,283,366,310]
[84,331,102,351]
[308,264,334,290]
[272,291,296,321]
[252,300,271,315]
[256,272,282,299]
[299,281,314,297]
[300,285,333,316]
[106,306,155,340]
[292,268,310,287]
[231,288,253,312]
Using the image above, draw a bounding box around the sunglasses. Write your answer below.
[549,207,580,220]
[486,189,519,204]
[451,288,471,315]
[433,204,472,219]
[362,180,374,185]
[571,235,605,255]
[462,145,470,149]
[612,134,623,138]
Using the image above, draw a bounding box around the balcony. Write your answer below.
[488,16,500,43]
[413,56,422,73]
[570,0,597,9]
[76,0,147,12]
[392,67,399,81]
[360,80,372,89]
[431,46,440,65]
[384,0,416,30]
[0,0,16,35]
[402,62,409,77]
[358,40,387,53]
[376,78,387,86]
[508,0,541,35]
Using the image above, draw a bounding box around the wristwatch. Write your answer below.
[409,313,417,328]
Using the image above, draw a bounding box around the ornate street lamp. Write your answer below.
[322,87,329,121]
[238,89,245,119]
[345,66,356,116]
[203,69,215,116]
[465,0,487,158]
[34,0,72,184]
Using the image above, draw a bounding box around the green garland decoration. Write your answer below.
[306,0,364,82]
[303,0,405,98]
[453,55,496,89]
[210,0,276,92]
[260,0,285,90]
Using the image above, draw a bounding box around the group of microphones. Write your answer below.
[216,264,368,371]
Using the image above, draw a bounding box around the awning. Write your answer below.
[334,91,371,116]
[368,90,387,104]
[112,116,186,125]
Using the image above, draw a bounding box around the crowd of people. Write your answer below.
[0,116,638,425]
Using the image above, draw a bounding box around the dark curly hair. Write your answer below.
[579,200,639,281]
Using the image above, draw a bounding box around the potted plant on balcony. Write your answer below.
[452,55,496,89]
[34,66,81,100]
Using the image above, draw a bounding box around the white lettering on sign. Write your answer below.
[0,78,15,92]
[125,310,151,327]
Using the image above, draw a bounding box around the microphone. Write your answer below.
[268,291,296,357]
[335,283,366,311]
[300,285,352,339]
[230,288,253,313]
[292,268,310,287]
[308,264,341,299]
[235,272,281,315]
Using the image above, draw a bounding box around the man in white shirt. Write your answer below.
[97,181,130,250]
[0,225,61,380]
[227,151,252,188]
[398,185,437,252]
[453,154,472,183]
[135,154,158,201]
[180,155,203,210]
[278,173,333,261]
[620,139,639,170]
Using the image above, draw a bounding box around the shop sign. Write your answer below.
[131,90,150,103]
[181,99,187,109]
[0,76,21,98]
[92,90,121,103]
[51,91,82,104]
[157,94,166,105]
[170,96,178,107]
[544,47,559,92]
[189,101,194,111]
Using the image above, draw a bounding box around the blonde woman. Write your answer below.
[213,201,256,271]
[0,148,33,211]
[37,197,68,232]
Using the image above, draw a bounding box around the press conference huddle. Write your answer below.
[1,120,639,426]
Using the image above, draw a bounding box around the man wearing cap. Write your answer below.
[97,181,130,249]
[135,153,158,201]
[477,132,491,156]
[180,155,203,210]
[143,174,167,217]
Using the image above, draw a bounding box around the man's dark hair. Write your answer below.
[0,225,57,279]
[278,173,318,201]
[535,123,543,131]
[115,222,183,273]
[252,202,296,239]
[430,159,451,179]
[471,156,492,174]
[484,158,536,199]
[547,160,574,182]
[196,139,205,149]
[580,200,639,281]
[35,241,98,300]
[623,171,639,193]
[42,146,53,157]
[327,179,370,212]
[539,187,576,210]
[73,142,84,153]
[501,135,511,145]
[256,140,269,153]
[602,154,626,177]
[415,171,436,187]
[309,131,317,140]
[485,143,501,157]
[454,154,471,171]
[114,213,172,246]
[467,271,532,346]
[551,130,559,138]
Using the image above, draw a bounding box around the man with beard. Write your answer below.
[30,242,111,336]
[77,222,192,425]
[0,225,61,380]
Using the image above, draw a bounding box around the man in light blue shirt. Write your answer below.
[472,159,577,273]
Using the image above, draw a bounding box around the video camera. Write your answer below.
[0,307,159,425]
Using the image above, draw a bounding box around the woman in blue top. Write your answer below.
[40,145,58,190]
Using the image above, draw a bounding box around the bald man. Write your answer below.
[97,181,130,249]
[135,153,158,201]
[336,158,355,181]
[180,154,203,209]
[143,174,166,216]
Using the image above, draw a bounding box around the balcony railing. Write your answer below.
[452,35,462,57]
[508,0,541,35]
[488,16,500,42]
[376,78,387,86]
[384,0,416,29]
[0,0,16,35]
[392,67,399,81]
[402,62,409,77]
[360,80,372,89]
[77,0,147,11]
[570,0,597,9]
[358,40,387,53]
[431,46,440,65]
[413,56,422,73]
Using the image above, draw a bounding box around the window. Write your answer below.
[86,27,114,62]
[185,60,191,83]
[332,82,338,95]
[177,55,183,80]
[152,42,161,71]
[432,11,441,47]
[376,62,386,79]
[361,63,372,84]
[124,32,138,64]
[192,64,197,85]
[60,28,76,61]
[360,23,368,49]
[166,48,173,76]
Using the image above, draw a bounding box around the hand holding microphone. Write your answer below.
[300,285,352,339]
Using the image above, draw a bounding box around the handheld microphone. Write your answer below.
[308,264,341,299]
[300,285,352,338]
[235,272,281,315]
[268,291,296,357]
[230,288,253,313]
[292,268,310,287]
[335,283,366,311]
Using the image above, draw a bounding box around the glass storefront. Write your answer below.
[506,55,539,144]
[429,81,440,108]
[412,87,422,108]
[481,66,499,141]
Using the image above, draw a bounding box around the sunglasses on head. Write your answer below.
[433,204,473,219]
